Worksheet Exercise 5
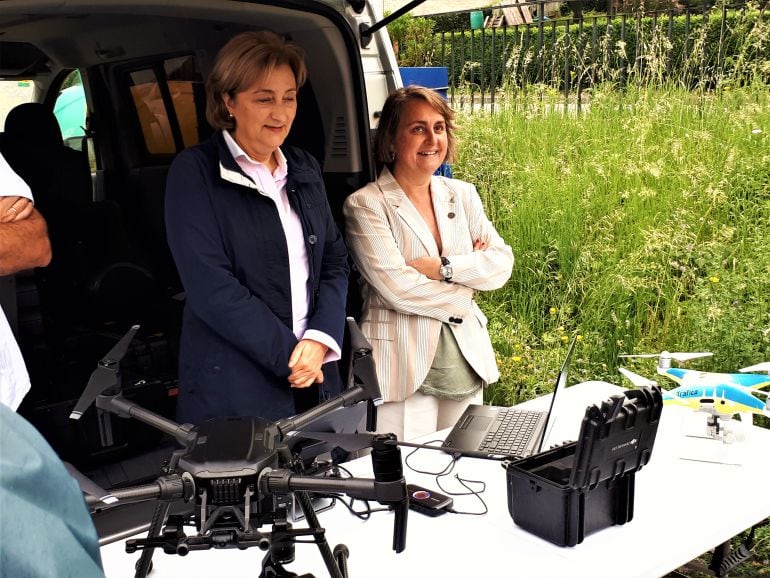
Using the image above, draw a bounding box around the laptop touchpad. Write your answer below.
[461,415,492,430]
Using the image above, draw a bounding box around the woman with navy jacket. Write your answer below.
[165,31,348,425]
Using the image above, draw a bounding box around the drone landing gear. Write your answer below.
[706,415,723,440]
[126,490,350,578]
[705,415,744,444]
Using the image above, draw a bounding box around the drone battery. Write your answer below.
[506,386,663,547]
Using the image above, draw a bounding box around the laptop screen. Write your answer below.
[536,334,578,453]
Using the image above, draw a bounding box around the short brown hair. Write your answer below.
[373,86,457,171]
[205,30,307,131]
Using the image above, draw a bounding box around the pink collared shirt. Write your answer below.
[222,132,340,361]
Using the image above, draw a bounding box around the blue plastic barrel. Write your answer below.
[399,67,449,100]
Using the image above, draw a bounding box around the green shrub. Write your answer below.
[387,13,437,67]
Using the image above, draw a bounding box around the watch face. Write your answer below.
[438,257,452,281]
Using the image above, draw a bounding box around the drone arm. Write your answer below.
[85,473,194,509]
[262,433,408,553]
[266,318,383,449]
[96,394,196,447]
[268,380,380,450]
[259,468,407,553]
[274,386,368,433]
[260,470,376,499]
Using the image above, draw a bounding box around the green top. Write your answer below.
[419,323,482,401]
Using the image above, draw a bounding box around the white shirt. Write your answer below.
[0,307,30,411]
[222,132,340,361]
[1,152,33,202]
[1,152,34,410]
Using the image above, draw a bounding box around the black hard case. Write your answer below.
[506,386,663,546]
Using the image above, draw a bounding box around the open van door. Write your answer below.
[0,0,402,485]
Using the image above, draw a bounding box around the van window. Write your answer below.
[53,70,87,149]
[126,55,205,156]
[0,79,36,129]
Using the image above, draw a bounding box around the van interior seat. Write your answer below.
[1,102,93,353]
[1,103,158,348]
[1,102,92,212]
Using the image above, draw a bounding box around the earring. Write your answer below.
[228,113,234,119]
[390,151,396,162]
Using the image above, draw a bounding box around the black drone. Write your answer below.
[69,319,408,578]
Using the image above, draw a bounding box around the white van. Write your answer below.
[0,0,402,487]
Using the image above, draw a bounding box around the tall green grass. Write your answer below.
[453,85,770,406]
[449,13,770,573]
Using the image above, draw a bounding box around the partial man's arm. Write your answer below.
[0,208,52,275]
[0,196,33,223]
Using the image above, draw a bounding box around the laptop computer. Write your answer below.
[441,335,577,458]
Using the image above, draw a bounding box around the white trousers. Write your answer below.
[376,388,484,442]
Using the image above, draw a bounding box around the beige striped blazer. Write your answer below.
[342,168,514,402]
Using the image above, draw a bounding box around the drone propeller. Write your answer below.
[63,462,118,505]
[287,430,377,453]
[286,430,507,461]
[739,362,770,375]
[619,351,713,363]
[618,367,657,388]
[70,324,140,420]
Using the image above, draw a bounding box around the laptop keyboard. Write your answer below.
[478,408,543,456]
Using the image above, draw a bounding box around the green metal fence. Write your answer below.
[412,1,769,110]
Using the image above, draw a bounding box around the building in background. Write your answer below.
[381,0,560,22]
[382,0,496,17]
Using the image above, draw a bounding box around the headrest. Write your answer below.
[4,102,63,149]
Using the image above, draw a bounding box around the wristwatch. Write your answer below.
[439,256,453,282]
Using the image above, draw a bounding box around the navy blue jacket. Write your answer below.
[165,132,349,424]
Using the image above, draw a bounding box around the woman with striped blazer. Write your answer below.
[343,87,513,441]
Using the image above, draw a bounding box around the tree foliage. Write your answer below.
[387,12,437,66]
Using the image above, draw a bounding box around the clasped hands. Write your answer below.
[288,338,328,388]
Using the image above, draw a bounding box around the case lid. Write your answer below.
[568,386,663,489]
